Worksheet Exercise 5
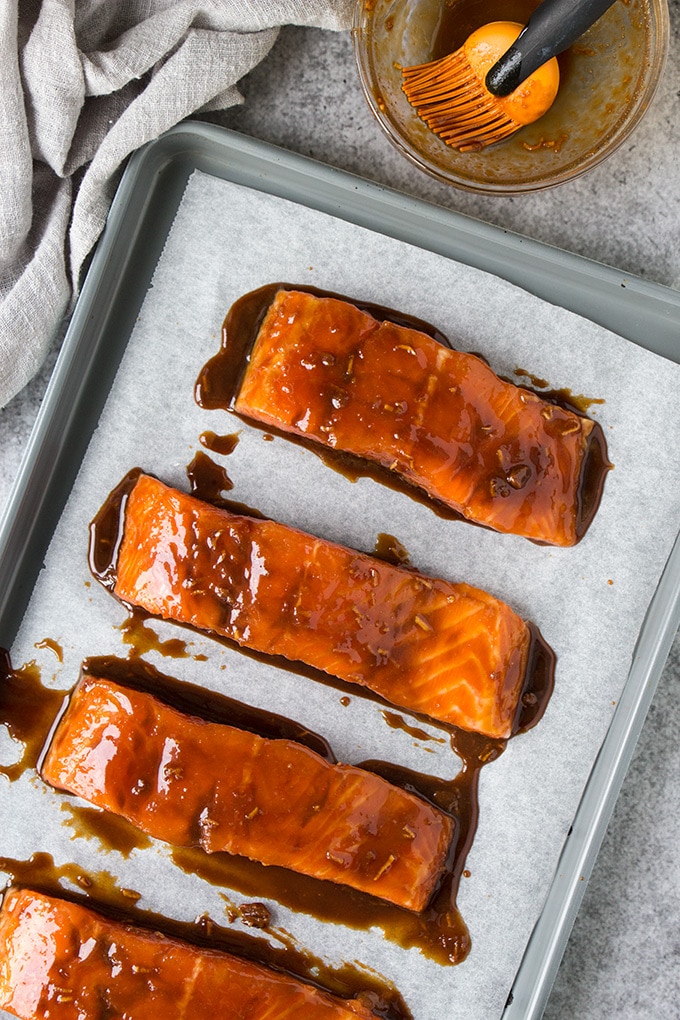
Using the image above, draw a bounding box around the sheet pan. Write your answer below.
[0,123,679,1019]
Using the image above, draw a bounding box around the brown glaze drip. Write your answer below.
[59,802,154,858]
[239,901,271,929]
[169,838,470,967]
[35,638,64,663]
[119,610,191,660]
[357,731,496,962]
[88,468,142,591]
[200,430,240,456]
[218,496,268,519]
[0,854,410,1019]
[187,450,235,506]
[373,533,410,566]
[381,711,446,746]
[0,853,142,906]
[513,368,549,391]
[513,369,606,414]
[0,650,68,781]
[574,422,612,543]
[512,623,556,735]
[317,449,472,525]
[194,284,611,544]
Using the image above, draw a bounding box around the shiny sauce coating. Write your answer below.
[98,471,545,741]
[41,676,454,912]
[196,284,610,546]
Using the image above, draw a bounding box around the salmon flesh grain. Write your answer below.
[234,289,600,547]
[104,473,537,740]
[42,676,454,911]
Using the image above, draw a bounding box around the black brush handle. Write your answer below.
[485,0,618,96]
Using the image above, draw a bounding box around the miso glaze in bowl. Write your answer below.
[353,0,669,193]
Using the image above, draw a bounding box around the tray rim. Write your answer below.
[0,121,679,1020]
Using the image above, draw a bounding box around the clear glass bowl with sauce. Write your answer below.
[352,0,669,193]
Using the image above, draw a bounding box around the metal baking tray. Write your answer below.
[1,122,679,1018]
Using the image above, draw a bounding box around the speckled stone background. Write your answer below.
[1,13,679,1018]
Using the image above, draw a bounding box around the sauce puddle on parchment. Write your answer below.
[0,650,68,782]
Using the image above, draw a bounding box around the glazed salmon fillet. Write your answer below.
[0,888,378,1019]
[233,289,601,547]
[42,677,453,911]
[106,473,539,739]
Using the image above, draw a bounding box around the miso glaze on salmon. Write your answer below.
[42,677,454,911]
[94,472,551,740]
[0,888,378,1019]
[225,288,606,547]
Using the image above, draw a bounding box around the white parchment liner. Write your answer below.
[2,171,680,1020]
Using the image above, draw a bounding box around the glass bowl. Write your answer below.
[352,0,669,194]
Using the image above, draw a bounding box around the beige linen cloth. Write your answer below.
[0,0,353,408]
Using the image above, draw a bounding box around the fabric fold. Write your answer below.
[0,0,353,408]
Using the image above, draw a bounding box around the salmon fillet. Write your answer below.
[108,473,536,739]
[233,289,598,547]
[42,677,453,911]
[0,888,378,1019]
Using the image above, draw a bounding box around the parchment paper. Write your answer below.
[2,169,680,1020]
